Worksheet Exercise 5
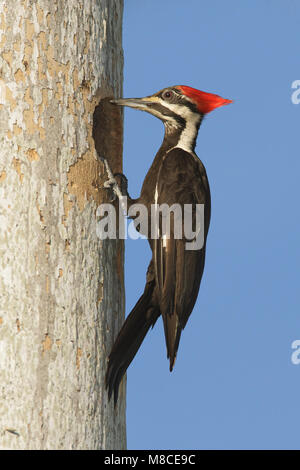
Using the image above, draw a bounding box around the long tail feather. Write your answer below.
[106,278,159,405]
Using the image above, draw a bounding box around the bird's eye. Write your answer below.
[163,90,173,100]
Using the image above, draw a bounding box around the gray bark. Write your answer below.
[0,0,125,449]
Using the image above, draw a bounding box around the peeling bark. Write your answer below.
[0,0,125,450]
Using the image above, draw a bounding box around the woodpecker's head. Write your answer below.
[111,85,232,151]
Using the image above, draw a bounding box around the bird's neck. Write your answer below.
[139,114,203,204]
[162,114,203,154]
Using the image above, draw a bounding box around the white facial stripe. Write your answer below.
[176,111,200,152]
[159,101,201,152]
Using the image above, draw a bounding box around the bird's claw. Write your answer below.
[102,177,118,201]
[99,156,128,207]
[113,173,128,197]
[103,176,118,189]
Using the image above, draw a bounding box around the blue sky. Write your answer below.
[121,0,300,449]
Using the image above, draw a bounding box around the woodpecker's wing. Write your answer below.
[153,147,211,370]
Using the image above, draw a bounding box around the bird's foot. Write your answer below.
[99,157,129,214]
[103,174,128,202]
[99,156,122,202]
[102,176,118,202]
[113,173,128,197]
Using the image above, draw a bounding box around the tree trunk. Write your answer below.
[0,0,125,450]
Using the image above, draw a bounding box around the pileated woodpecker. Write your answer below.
[105,85,232,403]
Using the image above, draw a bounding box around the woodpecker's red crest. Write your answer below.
[176,85,233,114]
[111,85,232,119]
[111,86,232,154]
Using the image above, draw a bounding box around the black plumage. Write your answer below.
[105,85,231,403]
